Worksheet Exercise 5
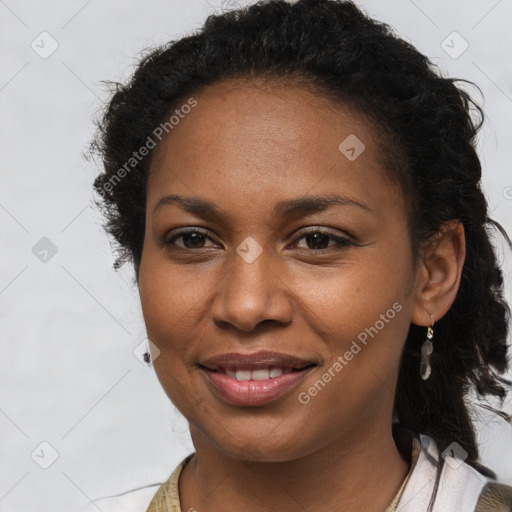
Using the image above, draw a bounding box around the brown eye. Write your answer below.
[292,230,354,251]
[165,229,217,249]
[303,232,333,250]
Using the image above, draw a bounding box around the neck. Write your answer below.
[179,421,411,512]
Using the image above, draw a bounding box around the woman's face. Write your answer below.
[138,79,421,461]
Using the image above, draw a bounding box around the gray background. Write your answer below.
[1,1,511,511]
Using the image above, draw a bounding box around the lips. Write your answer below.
[199,350,317,406]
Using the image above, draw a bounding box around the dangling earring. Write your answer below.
[420,316,435,380]
[143,339,151,365]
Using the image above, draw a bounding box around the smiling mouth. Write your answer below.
[199,350,318,379]
[198,350,318,405]
[200,362,317,407]
[200,364,316,381]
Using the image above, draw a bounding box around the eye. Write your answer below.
[290,229,354,251]
[161,227,354,252]
[163,229,218,249]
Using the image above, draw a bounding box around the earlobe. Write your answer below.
[410,221,466,326]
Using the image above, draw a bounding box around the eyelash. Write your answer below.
[161,228,355,252]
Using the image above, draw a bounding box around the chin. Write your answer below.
[196,424,316,463]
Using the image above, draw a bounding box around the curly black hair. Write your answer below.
[90,0,511,472]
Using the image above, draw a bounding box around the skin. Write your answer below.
[138,78,466,512]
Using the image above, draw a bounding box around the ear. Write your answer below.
[410,220,466,327]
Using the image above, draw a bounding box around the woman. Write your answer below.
[90,0,512,510]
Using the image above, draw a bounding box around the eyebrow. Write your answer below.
[152,193,372,221]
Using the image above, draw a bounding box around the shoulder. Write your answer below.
[395,428,498,512]
[476,482,512,512]
[145,453,195,512]
[73,453,194,512]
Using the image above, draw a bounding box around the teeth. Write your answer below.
[227,367,288,381]
[235,370,252,381]
[269,368,283,378]
[252,368,270,381]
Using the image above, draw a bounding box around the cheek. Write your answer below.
[289,244,412,385]
[138,248,203,337]
[292,252,409,333]
[138,257,202,409]
[138,254,187,381]
[137,250,221,402]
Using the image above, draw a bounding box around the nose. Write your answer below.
[209,249,294,333]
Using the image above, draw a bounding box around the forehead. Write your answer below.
[151,77,378,165]
[147,78,403,218]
